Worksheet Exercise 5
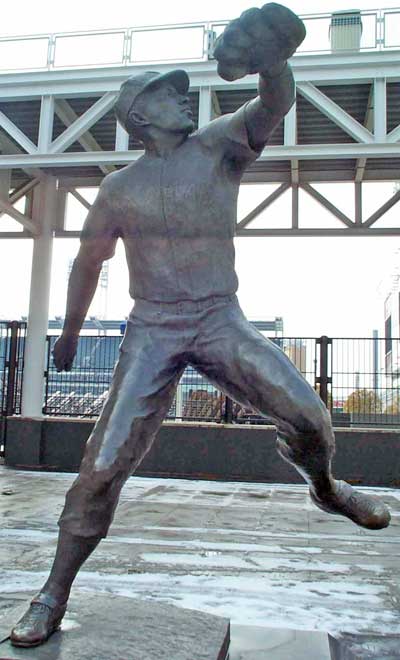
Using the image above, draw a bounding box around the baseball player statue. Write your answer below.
[11,3,390,647]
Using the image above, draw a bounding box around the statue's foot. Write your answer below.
[310,480,391,530]
[10,593,67,648]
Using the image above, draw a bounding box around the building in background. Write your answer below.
[381,248,400,411]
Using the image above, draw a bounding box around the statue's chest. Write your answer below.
[120,145,233,238]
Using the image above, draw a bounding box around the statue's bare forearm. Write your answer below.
[62,254,102,337]
[244,62,295,150]
[259,62,295,119]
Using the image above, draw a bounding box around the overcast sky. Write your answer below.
[0,0,399,337]
[1,0,399,34]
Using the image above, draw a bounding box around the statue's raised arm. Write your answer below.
[213,3,305,151]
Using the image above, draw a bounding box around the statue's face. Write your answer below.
[133,82,194,135]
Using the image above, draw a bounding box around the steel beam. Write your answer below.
[355,182,362,225]
[373,78,387,141]
[22,177,57,417]
[363,189,400,228]
[0,170,10,201]
[38,95,55,152]
[297,82,374,144]
[387,123,400,143]
[292,184,299,229]
[0,142,399,170]
[0,198,37,233]
[355,83,374,183]
[67,187,92,210]
[0,131,43,180]
[284,98,298,185]
[236,183,290,230]
[236,227,400,236]
[49,92,117,154]
[115,120,129,151]
[211,90,221,117]
[0,177,40,220]
[55,98,114,174]
[198,85,212,128]
[0,51,399,100]
[0,110,38,154]
[300,183,354,227]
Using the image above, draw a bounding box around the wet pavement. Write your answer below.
[0,467,399,657]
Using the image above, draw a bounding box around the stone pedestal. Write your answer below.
[0,594,230,660]
[229,625,331,659]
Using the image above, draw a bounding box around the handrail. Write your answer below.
[0,8,398,74]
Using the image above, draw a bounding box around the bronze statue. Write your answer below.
[11,3,390,648]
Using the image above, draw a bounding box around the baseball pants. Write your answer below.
[58,295,335,538]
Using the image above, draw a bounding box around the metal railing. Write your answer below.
[42,333,400,428]
[0,321,26,454]
[0,8,398,74]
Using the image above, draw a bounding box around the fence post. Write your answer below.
[316,335,332,408]
[224,396,233,423]
[5,321,19,416]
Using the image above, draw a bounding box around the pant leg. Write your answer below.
[192,300,335,483]
[59,312,186,538]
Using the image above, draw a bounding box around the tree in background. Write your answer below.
[384,392,400,415]
[344,389,382,414]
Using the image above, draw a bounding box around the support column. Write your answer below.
[198,86,212,128]
[21,176,57,417]
[0,169,10,201]
[355,181,362,225]
[115,121,129,151]
[374,78,387,141]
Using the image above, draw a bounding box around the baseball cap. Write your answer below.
[114,69,190,132]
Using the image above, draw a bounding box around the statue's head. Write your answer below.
[114,70,194,143]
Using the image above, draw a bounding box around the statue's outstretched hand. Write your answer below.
[213,3,306,81]
[53,334,78,372]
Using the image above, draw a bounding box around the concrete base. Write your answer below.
[229,625,331,659]
[0,594,230,660]
[329,632,400,659]
[5,416,400,487]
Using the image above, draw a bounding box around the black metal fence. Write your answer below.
[42,333,400,428]
[0,321,26,454]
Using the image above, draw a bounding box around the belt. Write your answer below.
[134,294,237,314]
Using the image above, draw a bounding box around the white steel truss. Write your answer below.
[0,48,399,237]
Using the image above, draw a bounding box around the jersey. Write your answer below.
[81,103,262,303]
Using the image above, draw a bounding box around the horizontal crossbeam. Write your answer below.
[0,52,399,100]
[0,142,399,169]
[236,227,400,236]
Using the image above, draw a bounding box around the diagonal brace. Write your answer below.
[67,187,92,211]
[387,124,400,143]
[0,111,38,154]
[297,82,374,144]
[0,198,37,233]
[0,178,40,220]
[300,183,354,228]
[55,99,115,174]
[50,92,117,154]
[363,189,400,228]
[236,183,290,230]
